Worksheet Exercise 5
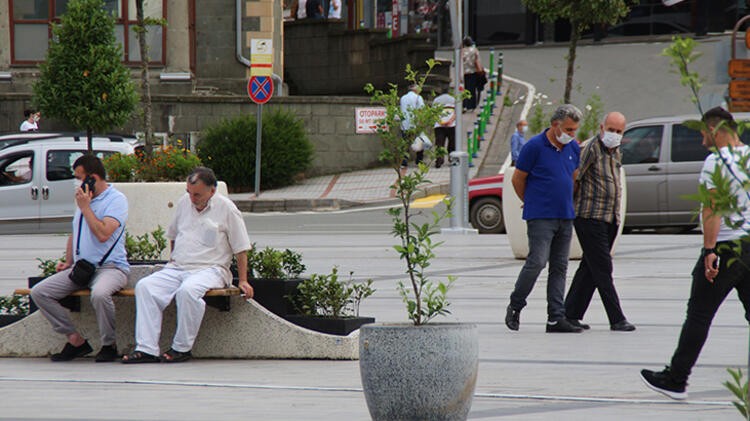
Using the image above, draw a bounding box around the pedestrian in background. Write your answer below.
[462,36,483,112]
[641,107,750,400]
[20,109,39,132]
[564,112,635,332]
[505,104,583,333]
[432,86,456,168]
[306,0,324,19]
[510,119,528,166]
[400,83,426,167]
[328,0,341,19]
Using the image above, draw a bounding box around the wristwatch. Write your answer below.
[702,247,717,258]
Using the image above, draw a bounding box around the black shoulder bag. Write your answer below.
[68,216,124,287]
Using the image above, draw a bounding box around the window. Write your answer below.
[46,150,119,181]
[621,125,663,165]
[0,152,33,186]
[671,124,709,163]
[10,0,165,64]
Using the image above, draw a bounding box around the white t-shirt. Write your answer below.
[328,0,341,18]
[20,120,37,132]
[699,144,750,242]
[399,90,425,131]
[433,93,456,128]
[166,192,251,285]
[297,0,307,19]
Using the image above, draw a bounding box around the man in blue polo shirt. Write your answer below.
[505,104,583,333]
[31,155,129,362]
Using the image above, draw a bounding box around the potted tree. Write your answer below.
[0,294,29,327]
[237,245,307,318]
[359,61,479,420]
[286,266,375,335]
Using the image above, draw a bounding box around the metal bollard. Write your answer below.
[448,151,470,228]
[497,52,503,94]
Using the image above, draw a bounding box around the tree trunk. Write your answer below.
[86,128,93,154]
[136,0,153,156]
[563,24,580,105]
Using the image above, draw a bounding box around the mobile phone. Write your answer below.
[81,176,96,194]
[713,255,720,270]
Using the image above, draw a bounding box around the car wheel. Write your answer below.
[470,197,505,234]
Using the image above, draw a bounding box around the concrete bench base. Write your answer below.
[0,264,359,360]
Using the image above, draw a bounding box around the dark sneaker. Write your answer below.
[95,345,118,362]
[50,340,93,362]
[640,368,687,400]
[505,305,520,331]
[611,320,636,332]
[546,319,584,333]
[566,319,590,330]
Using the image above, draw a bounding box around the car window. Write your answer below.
[671,124,709,163]
[46,150,119,181]
[0,152,33,185]
[621,125,663,165]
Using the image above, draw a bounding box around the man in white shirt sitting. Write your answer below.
[122,167,253,363]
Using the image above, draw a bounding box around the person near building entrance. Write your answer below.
[564,111,635,332]
[122,167,252,364]
[505,104,582,333]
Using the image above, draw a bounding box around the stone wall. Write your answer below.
[0,94,383,177]
[284,19,447,95]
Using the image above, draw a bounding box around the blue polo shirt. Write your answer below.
[72,185,129,273]
[515,129,579,220]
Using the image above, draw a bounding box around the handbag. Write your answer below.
[68,216,124,287]
[411,132,433,152]
[477,70,488,88]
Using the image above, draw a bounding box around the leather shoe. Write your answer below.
[95,345,118,362]
[51,340,93,362]
[505,305,520,331]
[566,318,590,330]
[546,319,584,333]
[611,320,636,332]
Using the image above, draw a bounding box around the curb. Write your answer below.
[234,198,364,213]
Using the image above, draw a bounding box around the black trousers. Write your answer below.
[564,218,626,324]
[669,242,750,383]
[434,126,455,167]
[463,73,481,110]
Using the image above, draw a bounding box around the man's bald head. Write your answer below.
[601,112,626,135]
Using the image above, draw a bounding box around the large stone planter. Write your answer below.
[359,323,478,421]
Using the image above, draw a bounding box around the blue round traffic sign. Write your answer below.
[248,76,273,104]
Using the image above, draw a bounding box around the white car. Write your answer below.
[0,133,137,234]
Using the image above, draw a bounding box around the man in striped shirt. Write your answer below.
[564,111,635,332]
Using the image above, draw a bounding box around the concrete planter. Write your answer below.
[359,323,478,421]
[285,315,375,336]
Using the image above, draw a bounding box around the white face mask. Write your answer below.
[521,125,528,133]
[601,131,622,148]
[556,128,575,145]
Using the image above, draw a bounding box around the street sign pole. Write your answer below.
[255,104,262,197]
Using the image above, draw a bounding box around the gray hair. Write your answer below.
[187,166,217,187]
[550,104,583,124]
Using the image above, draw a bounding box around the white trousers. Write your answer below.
[134,266,224,356]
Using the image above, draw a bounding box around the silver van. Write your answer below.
[621,113,750,230]
[0,134,137,234]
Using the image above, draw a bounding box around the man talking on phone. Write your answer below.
[31,155,129,362]
[641,107,750,400]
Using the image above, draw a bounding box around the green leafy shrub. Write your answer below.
[577,93,605,141]
[125,226,167,261]
[103,145,202,182]
[724,368,749,418]
[36,256,65,277]
[292,267,375,318]
[246,245,306,279]
[0,295,29,316]
[197,109,313,191]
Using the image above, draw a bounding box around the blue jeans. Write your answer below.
[509,219,573,321]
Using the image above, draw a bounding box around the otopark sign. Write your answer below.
[248,38,274,105]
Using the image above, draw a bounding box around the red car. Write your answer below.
[468,174,505,234]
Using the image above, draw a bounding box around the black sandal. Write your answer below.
[121,351,161,364]
[161,348,192,363]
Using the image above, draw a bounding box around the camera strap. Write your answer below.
[75,215,125,266]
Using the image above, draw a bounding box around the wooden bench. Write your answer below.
[14,287,242,312]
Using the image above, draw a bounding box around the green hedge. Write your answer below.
[198,110,313,191]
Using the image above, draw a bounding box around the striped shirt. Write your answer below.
[574,135,622,224]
